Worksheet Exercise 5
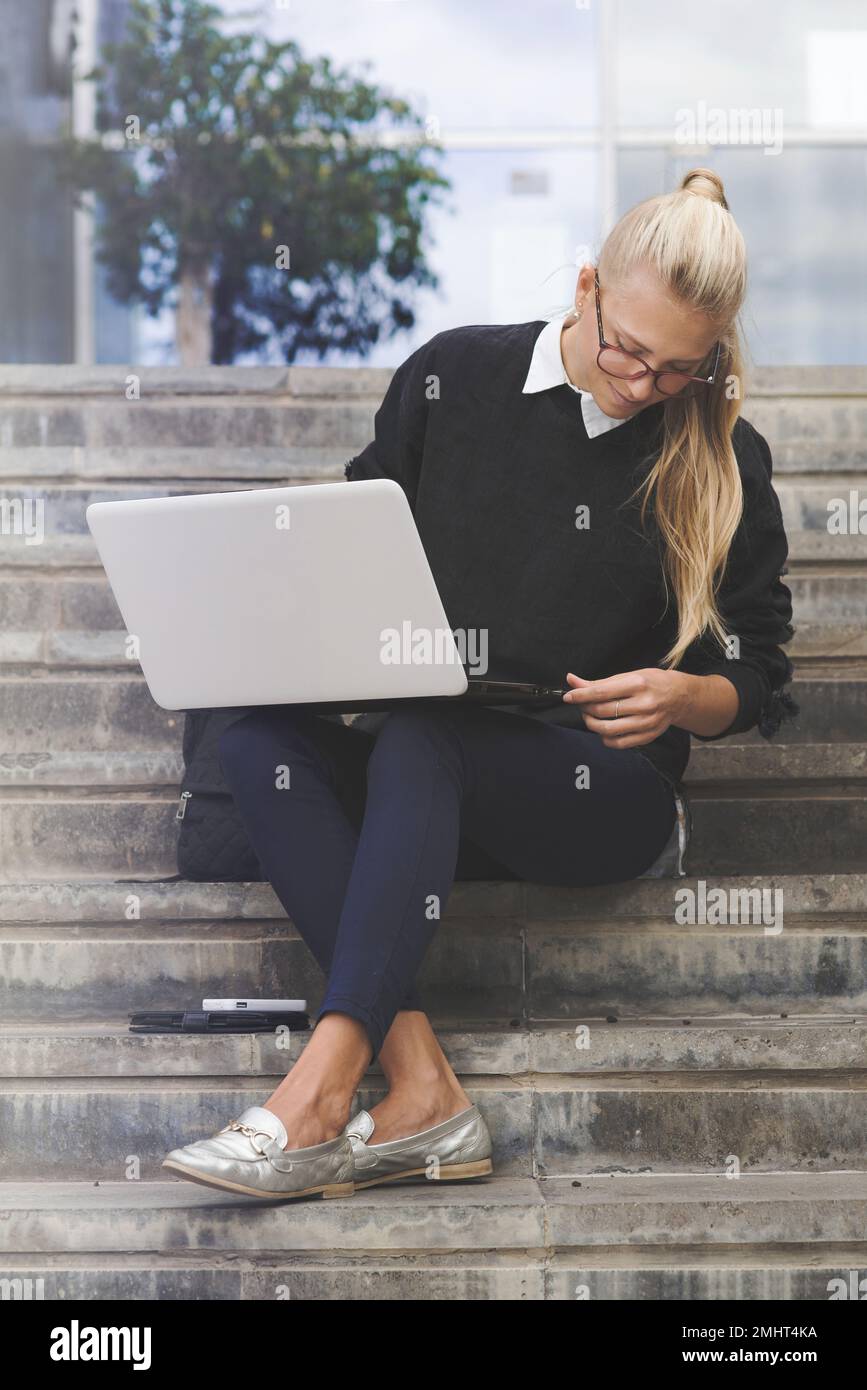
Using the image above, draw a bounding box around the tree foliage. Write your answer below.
[58,0,450,362]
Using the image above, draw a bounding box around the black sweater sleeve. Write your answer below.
[678,417,798,741]
[343,337,437,508]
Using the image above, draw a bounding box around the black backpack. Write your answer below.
[175,708,265,881]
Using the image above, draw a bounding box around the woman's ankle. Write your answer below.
[263,1091,355,1150]
[377,1078,470,1118]
[266,1074,356,1131]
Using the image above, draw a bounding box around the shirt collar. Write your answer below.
[522,315,628,439]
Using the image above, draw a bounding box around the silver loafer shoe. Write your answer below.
[344,1104,493,1189]
[162,1104,355,1200]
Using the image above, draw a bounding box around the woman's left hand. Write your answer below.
[563,669,691,749]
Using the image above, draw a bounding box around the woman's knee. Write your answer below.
[217,708,308,783]
[366,707,466,785]
[371,706,460,752]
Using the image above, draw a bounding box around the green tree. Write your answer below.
[58,0,450,364]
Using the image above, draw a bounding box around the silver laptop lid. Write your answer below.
[86,480,469,710]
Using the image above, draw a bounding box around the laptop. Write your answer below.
[85,480,566,713]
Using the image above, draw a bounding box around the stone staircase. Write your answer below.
[0,364,865,1300]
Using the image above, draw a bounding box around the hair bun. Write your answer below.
[680,167,728,210]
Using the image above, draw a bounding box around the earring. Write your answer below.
[570,299,585,322]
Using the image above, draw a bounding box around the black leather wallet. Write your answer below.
[129,1010,310,1033]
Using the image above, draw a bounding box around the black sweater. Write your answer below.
[344,320,797,788]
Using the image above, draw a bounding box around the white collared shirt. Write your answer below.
[522,315,628,439]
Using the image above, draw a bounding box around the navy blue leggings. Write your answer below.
[217,703,676,1063]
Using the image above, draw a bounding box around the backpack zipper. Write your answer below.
[672,790,689,877]
[176,790,192,821]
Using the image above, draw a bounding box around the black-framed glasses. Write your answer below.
[593,270,722,397]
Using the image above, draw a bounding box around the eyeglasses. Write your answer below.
[593,270,722,398]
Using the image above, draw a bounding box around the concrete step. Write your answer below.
[5,616,857,667]
[5,476,867,540]
[0,399,377,451]
[738,396,867,473]
[0,364,865,473]
[782,532,867,561]
[1,1174,866,1301]
[2,876,866,1020]
[683,743,866,786]
[0,364,391,398]
[7,448,858,501]
[10,518,862,569]
[2,470,866,573]
[0,363,863,396]
[0,449,345,484]
[2,620,861,670]
[777,476,867,533]
[1,741,864,789]
[2,1071,867,1179]
[3,1017,866,1077]
[0,565,860,662]
[787,621,867,662]
[786,567,867,621]
[0,676,180,755]
[0,787,863,876]
[0,673,861,754]
[3,1249,867,1301]
[697,675,866,741]
[4,515,863,567]
[8,873,856,920]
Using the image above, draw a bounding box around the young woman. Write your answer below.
[162,168,797,1200]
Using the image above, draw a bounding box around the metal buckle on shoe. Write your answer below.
[223,1120,273,1155]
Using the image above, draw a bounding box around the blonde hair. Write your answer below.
[597,167,747,666]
